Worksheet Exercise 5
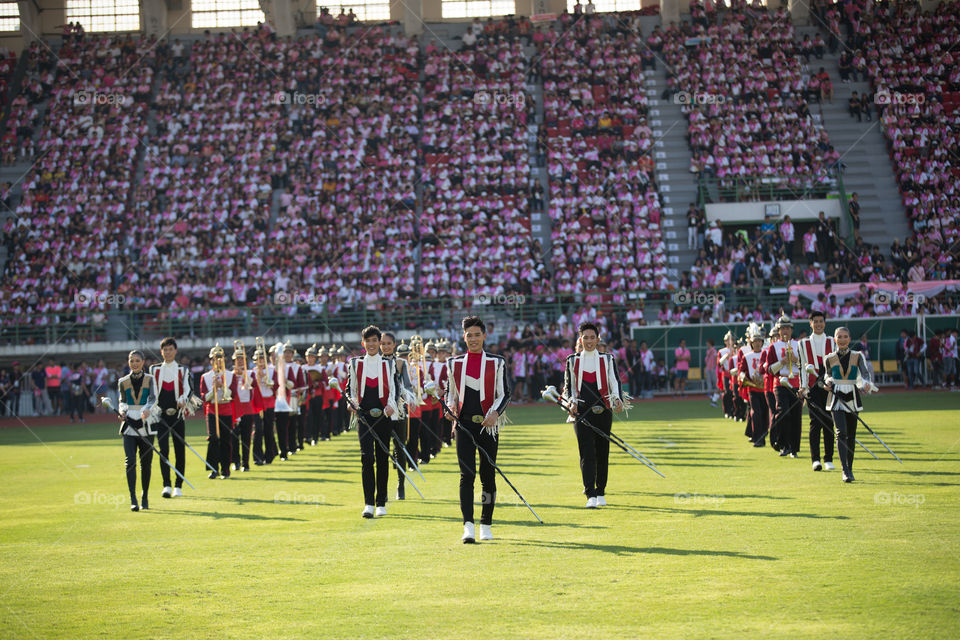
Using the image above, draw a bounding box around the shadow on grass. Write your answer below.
[619,491,794,501]
[621,505,849,520]
[152,509,309,521]
[181,495,342,507]
[501,539,777,560]
[388,512,607,529]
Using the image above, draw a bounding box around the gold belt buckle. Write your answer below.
[591,406,605,414]
[471,415,484,424]
[164,408,178,416]
[368,408,383,418]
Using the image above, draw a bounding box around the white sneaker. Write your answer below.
[161,486,172,498]
[585,496,598,509]
[362,505,375,519]
[375,506,387,517]
[462,521,476,543]
[478,524,493,541]
[596,496,607,507]
[824,461,835,471]
[172,487,182,497]
[812,461,822,471]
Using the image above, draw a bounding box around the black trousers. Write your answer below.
[276,412,293,457]
[734,388,748,421]
[832,410,858,476]
[322,406,335,438]
[396,417,421,491]
[259,408,277,463]
[123,431,154,500]
[721,377,734,416]
[358,414,393,507]
[575,408,612,498]
[420,408,441,460]
[296,410,306,449]
[206,413,232,476]
[308,397,324,441]
[808,386,834,463]
[765,391,777,445]
[748,392,768,442]
[235,414,253,469]
[456,418,499,525]
[155,414,186,488]
[775,386,803,453]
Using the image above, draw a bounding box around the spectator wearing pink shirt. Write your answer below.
[674,339,691,396]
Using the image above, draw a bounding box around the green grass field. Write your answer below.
[1,393,958,639]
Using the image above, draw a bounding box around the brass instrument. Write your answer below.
[738,371,765,390]
[254,337,269,388]
[210,343,225,438]
[233,339,249,391]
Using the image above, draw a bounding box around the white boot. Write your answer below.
[172,487,182,497]
[585,496,598,509]
[596,496,607,507]
[375,506,387,517]
[462,522,476,544]
[161,486,172,498]
[362,505,375,519]
[478,524,493,541]
[824,461,835,471]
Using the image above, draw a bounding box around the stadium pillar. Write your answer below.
[260,0,297,38]
[140,0,168,38]
[403,0,424,36]
[788,0,810,25]
[661,0,681,25]
[766,0,784,10]
[17,1,41,43]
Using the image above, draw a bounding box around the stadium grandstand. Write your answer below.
[0,0,958,414]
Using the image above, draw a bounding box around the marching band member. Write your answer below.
[799,311,836,472]
[824,326,878,483]
[764,314,803,458]
[275,342,306,460]
[761,323,779,448]
[150,337,192,498]
[420,340,441,462]
[395,341,423,500]
[118,350,158,511]
[232,348,261,472]
[303,344,327,446]
[347,326,399,518]
[563,322,624,509]
[334,346,349,435]
[251,346,278,465]
[717,332,735,419]
[436,340,452,448]
[294,348,308,452]
[381,333,416,500]
[319,347,338,440]
[445,316,510,543]
[737,334,753,435]
[737,324,768,448]
[200,344,237,479]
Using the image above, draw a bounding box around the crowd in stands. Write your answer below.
[663,1,841,198]
[538,12,670,300]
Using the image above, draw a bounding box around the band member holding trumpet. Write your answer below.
[764,314,803,458]
[232,342,261,472]
[347,326,399,518]
[303,344,327,446]
[436,340,452,448]
[150,337,192,498]
[799,311,836,472]
[761,323,779,444]
[717,331,736,419]
[251,341,278,465]
[445,316,511,543]
[200,344,237,479]
[119,350,158,511]
[736,324,768,448]
[824,326,878,483]
[563,322,624,508]
[275,342,306,460]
